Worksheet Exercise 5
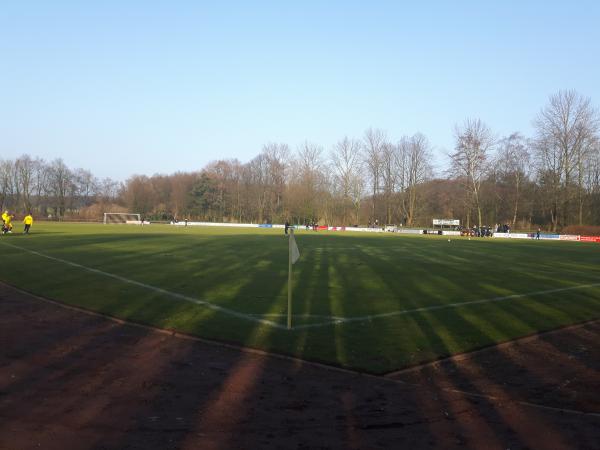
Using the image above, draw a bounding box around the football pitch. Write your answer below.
[1,222,599,374]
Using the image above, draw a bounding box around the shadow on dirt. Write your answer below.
[1,284,599,450]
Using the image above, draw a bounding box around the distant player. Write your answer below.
[284,220,290,235]
[23,213,33,234]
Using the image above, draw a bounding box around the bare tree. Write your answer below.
[330,137,362,224]
[169,172,196,219]
[402,133,433,226]
[0,159,15,211]
[292,141,325,224]
[363,128,386,225]
[585,141,600,223]
[204,161,232,221]
[10,160,22,212]
[73,168,99,212]
[48,159,73,217]
[246,153,271,223]
[15,155,38,212]
[450,119,494,229]
[98,177,121,203]
[349,172,366,225]
[534,90,600,229]
[122,175,156,216]
[33,159,51,216]
[495,133,531,227]
[261,143,290,220]
[380,141,398,225]
[228,160,245,222]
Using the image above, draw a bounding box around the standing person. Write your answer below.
[23,213,33,234]
[284,220,290,235]
[537,228,541,240]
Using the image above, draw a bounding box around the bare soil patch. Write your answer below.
[1,283,598,449]
[387,320,600,414]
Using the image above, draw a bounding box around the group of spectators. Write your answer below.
[459,225,494,237]
[460,223,513,237]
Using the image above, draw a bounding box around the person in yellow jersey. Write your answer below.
[1,211,8,227]
[2,212,13,234]
[23,213,33,234]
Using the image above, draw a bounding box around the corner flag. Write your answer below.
[290,230,300,264]
[287,228,300,329]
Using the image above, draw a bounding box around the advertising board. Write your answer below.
[433,219,460,226]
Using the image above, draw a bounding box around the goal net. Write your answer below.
[103,212,142,225]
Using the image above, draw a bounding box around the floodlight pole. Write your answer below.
[287,228,293,330]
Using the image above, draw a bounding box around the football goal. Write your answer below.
[103,212,142,225]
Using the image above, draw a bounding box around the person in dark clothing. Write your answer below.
[285,220,290,235]
[537,228,541,240]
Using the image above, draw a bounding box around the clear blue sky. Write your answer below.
[2,1,599,180]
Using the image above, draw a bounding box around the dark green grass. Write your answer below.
[1,222,599,373]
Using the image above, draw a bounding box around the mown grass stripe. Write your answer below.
[0,241,287,330]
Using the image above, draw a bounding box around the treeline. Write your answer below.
[0,156,121,219]
[3,90,599,231]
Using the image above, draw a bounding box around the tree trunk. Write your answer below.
[511,179,520,227]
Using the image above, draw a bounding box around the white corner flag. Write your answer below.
[290,230,300,264]
[287,227,300,329]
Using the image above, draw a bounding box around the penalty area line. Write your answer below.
[0,241,287,330]
[292,282,600,330]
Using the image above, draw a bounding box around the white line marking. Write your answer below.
[251,313,346,320]
[1,241,287,330]
[312,247,363,251]
[292,283,600,329]
[4,241,600,332]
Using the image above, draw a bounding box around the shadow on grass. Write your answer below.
[1,230,600,374]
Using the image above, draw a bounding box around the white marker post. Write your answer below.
[287,227,300,329]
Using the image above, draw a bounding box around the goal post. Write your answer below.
[103,212,142,225]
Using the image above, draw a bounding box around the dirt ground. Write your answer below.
[0,283,598,450]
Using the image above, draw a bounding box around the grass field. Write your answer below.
[1,222,599,374]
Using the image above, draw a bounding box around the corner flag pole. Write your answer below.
[287,228,293,329]
[287,227,300,329]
